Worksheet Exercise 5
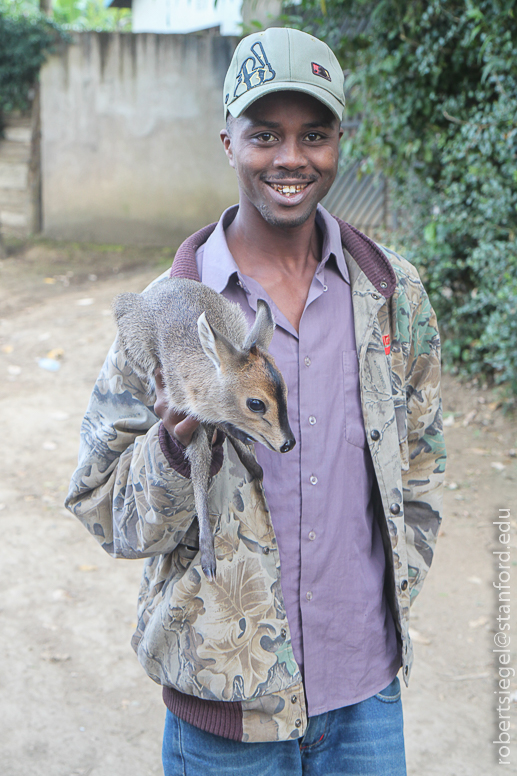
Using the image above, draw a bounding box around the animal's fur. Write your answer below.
[112,278,295,581]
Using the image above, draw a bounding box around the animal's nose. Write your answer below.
[280,438,296,453]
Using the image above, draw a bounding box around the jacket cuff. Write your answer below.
[158,422,225,478]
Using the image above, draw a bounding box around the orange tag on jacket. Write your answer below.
[383,334,391,355]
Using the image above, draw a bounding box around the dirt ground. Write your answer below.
[0,239,515,776]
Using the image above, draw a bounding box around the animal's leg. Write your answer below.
[185,425,216,582]
[227,436,263,481]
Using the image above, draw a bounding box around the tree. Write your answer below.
[287,0,517,395]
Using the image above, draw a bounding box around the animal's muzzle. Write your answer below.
[280,438,296,454]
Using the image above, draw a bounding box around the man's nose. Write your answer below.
[273,139,307,170]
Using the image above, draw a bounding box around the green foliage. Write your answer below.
[286,0,517,395]
[52,0,131,32]
[0,6,69,120]
[0,0,130,31]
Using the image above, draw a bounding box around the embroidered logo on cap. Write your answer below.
[311,62,331,81]
[234,42,276,98]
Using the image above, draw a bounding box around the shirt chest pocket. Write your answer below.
[342,351,367,449]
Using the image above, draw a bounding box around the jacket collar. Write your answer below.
[170,209,396,298]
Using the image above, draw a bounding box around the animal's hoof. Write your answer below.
[202,563,217,583]
[200,549,217,583]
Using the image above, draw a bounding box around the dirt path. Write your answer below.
[0,241,515,775]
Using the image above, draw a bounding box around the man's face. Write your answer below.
[221,91,343,229]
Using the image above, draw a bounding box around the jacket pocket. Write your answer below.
[343,351,367,449]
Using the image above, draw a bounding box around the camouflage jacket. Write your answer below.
[66,216,446,743]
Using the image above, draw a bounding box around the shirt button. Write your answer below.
[262,546,270,555]
[308,531,316,541]
[309,475,318,485]
[370,429,380,441]
[295,719,302,728]
[401,580,408,591]
[306,591,313,601]
[291,695,297,704]
[309,415,316,425]
[304,356,311,367]
[390,503,401,515]
[280,628,287,639]
[323,284,328,292]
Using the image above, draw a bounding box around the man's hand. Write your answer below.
[154,369,199,446]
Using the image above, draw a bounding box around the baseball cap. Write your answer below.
[223,27,345,122]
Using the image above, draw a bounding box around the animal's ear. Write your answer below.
[243,299,275,352]
[198,312,241,371]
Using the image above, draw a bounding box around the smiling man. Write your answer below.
[67,27,446,776]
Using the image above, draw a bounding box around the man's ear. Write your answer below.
[220,129,235,169]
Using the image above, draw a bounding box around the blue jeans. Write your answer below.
[162,676,406,775]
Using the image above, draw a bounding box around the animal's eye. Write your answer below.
[246,398,266,413]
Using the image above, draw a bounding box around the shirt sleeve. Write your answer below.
[401,284,447,603]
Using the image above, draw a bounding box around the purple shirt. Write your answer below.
[196,205,400,716]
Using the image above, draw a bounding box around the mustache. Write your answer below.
[262,175,317,183]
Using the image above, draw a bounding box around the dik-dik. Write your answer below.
[113,278,295,582]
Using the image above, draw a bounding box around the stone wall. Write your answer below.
[0,101,41,239]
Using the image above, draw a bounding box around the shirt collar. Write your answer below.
[197,203,349,290]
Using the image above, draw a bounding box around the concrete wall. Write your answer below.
[40,32,239,245]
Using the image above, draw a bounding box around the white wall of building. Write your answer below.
[132,0,242,36]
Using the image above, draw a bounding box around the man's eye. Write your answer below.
[257,133,276,142]
[305,132,324,142]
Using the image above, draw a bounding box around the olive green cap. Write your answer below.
[224,27,345,122]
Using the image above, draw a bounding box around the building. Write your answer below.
[105,0,281,36]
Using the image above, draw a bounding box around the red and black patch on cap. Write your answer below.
[311,62,331,81]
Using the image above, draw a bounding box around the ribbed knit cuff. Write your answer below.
[162,685,243,741]
[158,423,225,479]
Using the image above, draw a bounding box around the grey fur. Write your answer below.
[112,278,295,581]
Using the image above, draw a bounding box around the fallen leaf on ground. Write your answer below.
[78,564,98,572]
[1,344,13,353]
[46,348,65,360]
[468,616,488,629]
[462,410,477,426]
[41,651,71,662]
[52,589,73,601]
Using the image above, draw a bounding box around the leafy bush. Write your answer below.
[287,0,517,395]
[0,6,69,125]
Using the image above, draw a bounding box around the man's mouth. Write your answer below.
[267,182,310,197]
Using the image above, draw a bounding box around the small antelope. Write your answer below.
[113,278,295,581]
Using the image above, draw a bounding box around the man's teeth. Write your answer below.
[270,183,308,196]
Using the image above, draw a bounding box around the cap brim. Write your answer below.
[227,81,344,123]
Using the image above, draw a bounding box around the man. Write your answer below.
[66,27,446,776]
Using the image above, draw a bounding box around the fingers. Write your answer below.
[154,368,199,445]
[171,416,197,446]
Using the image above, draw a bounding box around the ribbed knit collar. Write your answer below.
[170,208,396,298]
